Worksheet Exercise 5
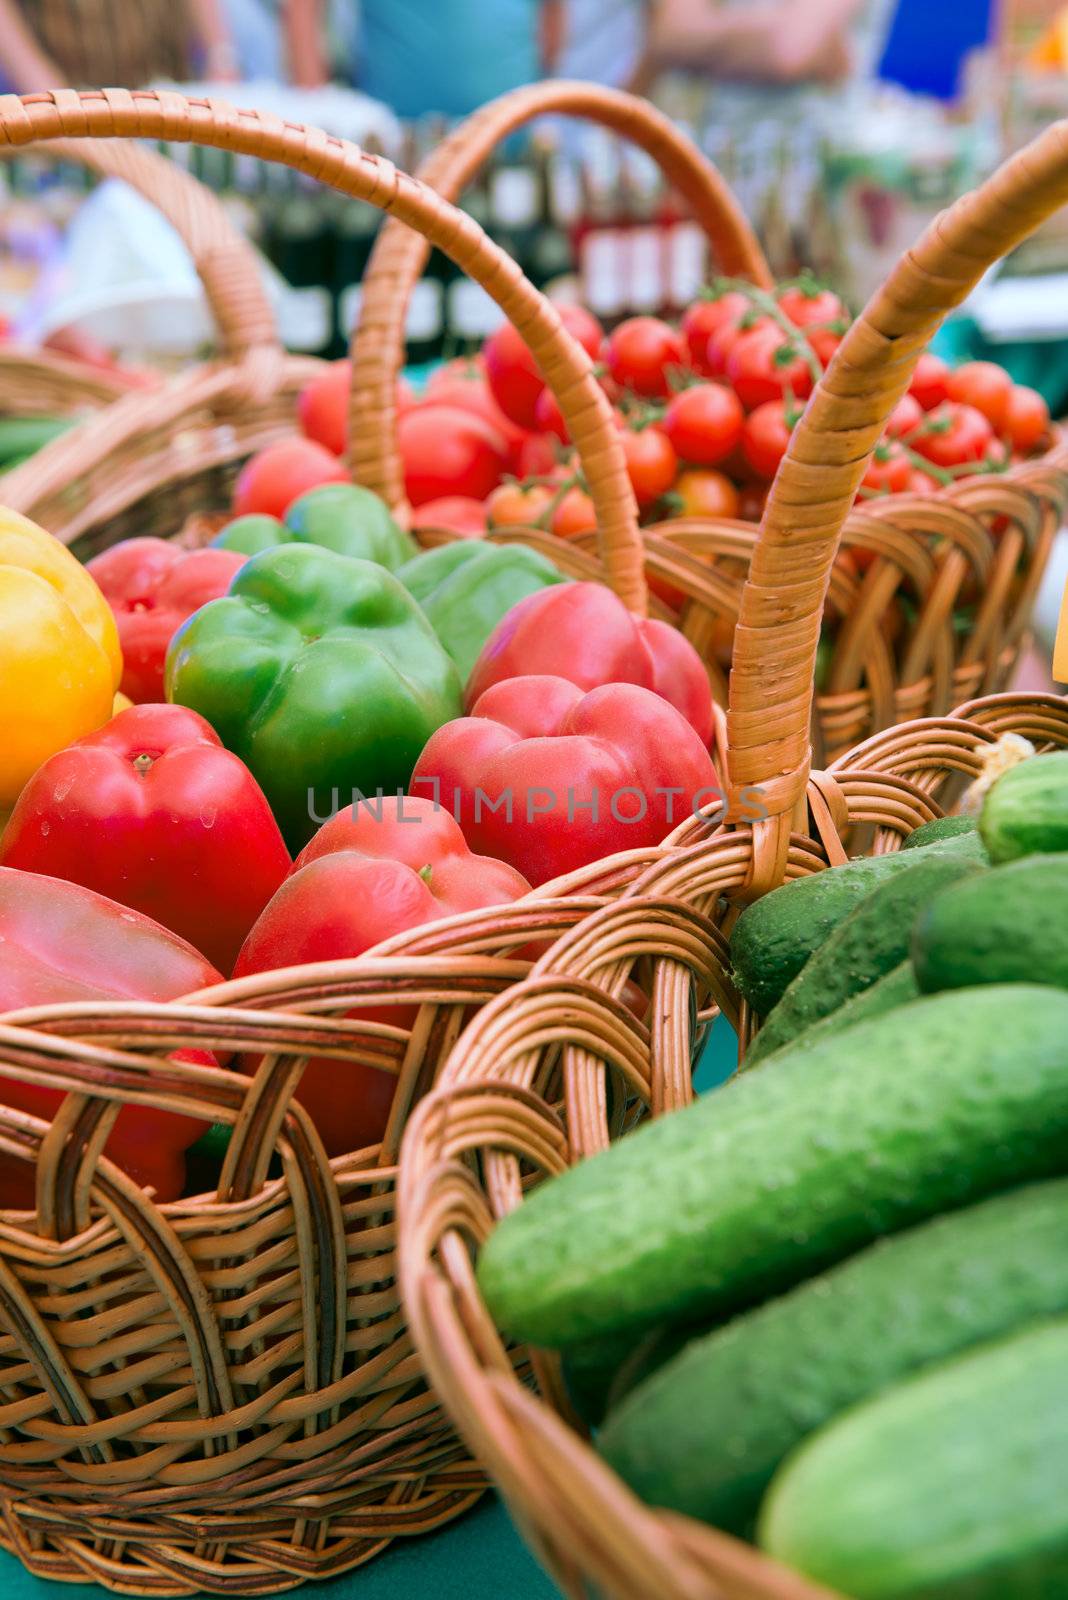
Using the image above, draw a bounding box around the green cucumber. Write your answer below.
[730,829,986,1017]
[981,749,1068,862]
[599,1178,1068,1536]
[753,958,920,1063]
[476,985,1068,1351]
[759,1317,1068,1599]
[902,814,977,849]
[744,850,984,1066]
[914,854,1068,995]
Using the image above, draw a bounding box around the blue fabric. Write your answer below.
[877,0,994,100]
[353,0,541,119]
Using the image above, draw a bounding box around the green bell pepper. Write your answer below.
[212,483,417,569]
[396,541,567,683]
[166,544,463,848]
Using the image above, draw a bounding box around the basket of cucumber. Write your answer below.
[350,81,1068,763]
[395,115,1068,1600]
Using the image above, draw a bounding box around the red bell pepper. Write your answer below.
[465,582,715,746]
[1,703,291,973]
[87,537,245,703]
[412,675,721,887]
[0,866,223,1207]
[233,796,530,1156]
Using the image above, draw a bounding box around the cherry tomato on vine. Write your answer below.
[706,313,774,377]
[777,282,847,331]
[741,399,799,479]
[534,385,569,442]
[907,468,941,496]
[662,382,745,466]
[551,486,598,539]
[945,360,1013,432]
[886,392,924,439]
[426,357,530,464]
[861,439,912,494]
[1003,384,1050,454]
[672,468,740,520]
[911,401,993,469]
[486,481,554,528]
[605,316,686,398]
[620,426,678,508]
[483,305,603,428]
[727,326,813,412]
[738,483,769,522]
[515,430,559,479]
[681,291,750,373]
[909,351,951,411]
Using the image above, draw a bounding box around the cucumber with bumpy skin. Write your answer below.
[914,853,1068,995]
[759,1316,1068,1600]
[476,985,1068,1351]
[730,829,986,1017]
[744,850,983,1066]
[981,748,1068,862]
[902,814,977,849]
[599,1178,1068,1536]
[752,958,919,1065]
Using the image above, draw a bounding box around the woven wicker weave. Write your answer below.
[0,86,722,1595]
[348,79,1068,761]
[393,113,1068,1600]
[0,133,278,419]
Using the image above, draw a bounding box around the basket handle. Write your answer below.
[348,79,772,516]
[728,121,1068,891]
[0,88,648,611]
[2,132,277,358]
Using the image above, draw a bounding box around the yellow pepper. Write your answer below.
[0,507,122,807]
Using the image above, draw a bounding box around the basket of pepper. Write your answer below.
[393,114,1068,1600]
[346,80,1068,761]
[0,85,759,1596]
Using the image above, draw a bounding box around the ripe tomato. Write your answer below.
[484,306,603,428]
[727,326,813,411]
[909,351,951,410]
[620,426,678,509]
[412,495,488,535]
[1004,385,1050,454]
[662,382,745,466]
[605,316,686,398]
[515,430,559,478]
[742,399,798,479]
[534,384,569,442]
[672,468,740,520]
[397,403,509,506]
[396,375,416,415]
[550,485,598,539]
[861,439,912,494]
[425,357,529,465]
[807,326,843,367]
[912,402,993,469]
[945,360,1013,431]
[706,313,774,377]
[486,481,554,528]
[907,468,941,496]
[680,291,750,373]
[886,392,924,439]
[777,282,847,331]
[233,437,349,519]
[298,360,350,455]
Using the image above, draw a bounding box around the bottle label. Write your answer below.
[491,167,539,227]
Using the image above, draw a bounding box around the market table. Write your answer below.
[0,1023,735,1600]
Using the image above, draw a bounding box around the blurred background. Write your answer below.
[2,0,1067,381]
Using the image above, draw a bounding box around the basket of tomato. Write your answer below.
[393,114,1068,1600]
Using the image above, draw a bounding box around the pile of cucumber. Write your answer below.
[476,749,1068,1600]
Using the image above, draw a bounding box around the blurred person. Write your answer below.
[292,0,562,114]
[647,0,893,94]
[0,0,240,89]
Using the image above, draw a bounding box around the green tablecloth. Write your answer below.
[0,1022,737,1600]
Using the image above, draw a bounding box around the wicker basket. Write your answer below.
[0,86,746,1596]
[393,116,1068,1600]
[349,79,1068,761]
[0,130,281,420]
